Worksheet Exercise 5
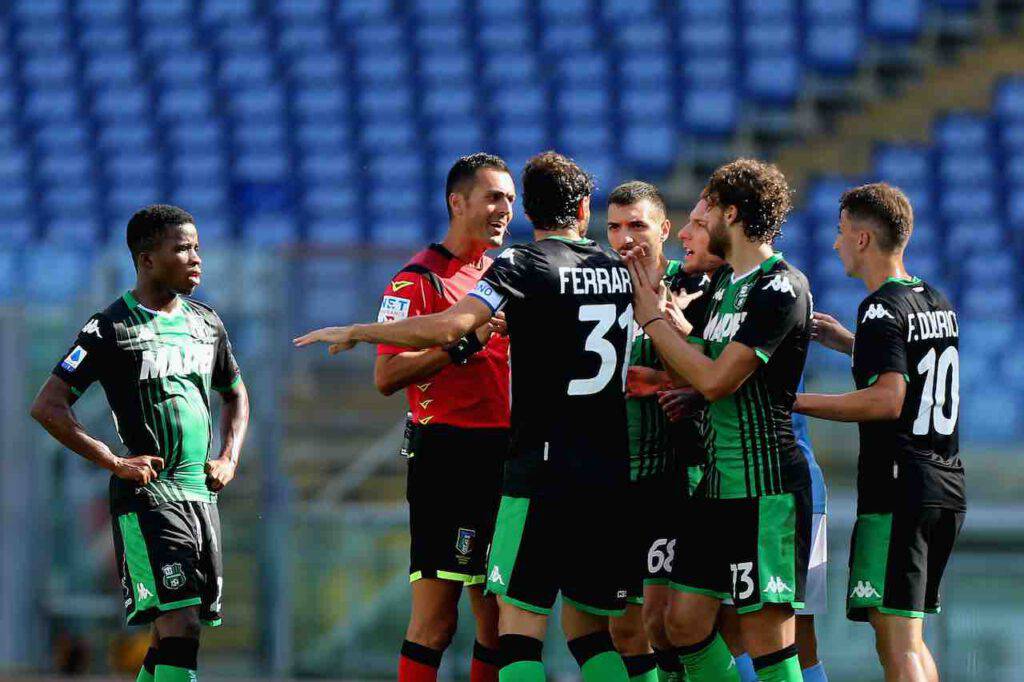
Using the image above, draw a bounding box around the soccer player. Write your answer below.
[374,153,515,682]
[674,195,831,682]
[29,206,249,682]
[603,181,689,682]
[794,183,964,682]
[625,160,812,682]
[296,151,635,682]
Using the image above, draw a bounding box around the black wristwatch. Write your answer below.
[447,332,484,365]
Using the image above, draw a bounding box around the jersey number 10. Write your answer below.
[912,346,960,436]
[568,303,633,396]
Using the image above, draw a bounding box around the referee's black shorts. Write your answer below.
[406,423,508,586]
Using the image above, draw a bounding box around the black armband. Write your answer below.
[447,332,484,365]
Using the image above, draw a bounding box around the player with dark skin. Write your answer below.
[30,221,249,657]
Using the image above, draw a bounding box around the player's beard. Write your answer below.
[707,220,729,259]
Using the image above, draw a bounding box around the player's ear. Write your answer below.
[660,219,671,243]
[723,204,739,226]
[448,192,463,217]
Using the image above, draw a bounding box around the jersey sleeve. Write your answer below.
[51,314,115,397]
[211,315,242,392]
[732,272,808,363]
[376,271,434,356]
[470,247,531,313]
[852,299,908,384]
[683,277,713,347]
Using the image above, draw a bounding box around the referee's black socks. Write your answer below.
[567,631,629,681]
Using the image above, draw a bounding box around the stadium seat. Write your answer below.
[934,113,991,150]
[744,54,802,105]
[242,215,300,245]
[873,145,933,185]
[867,0,925,40]
[621,125,678,175]
[23,247,90,303]
[619,88,673,123]
[93,87,150,121]
[336,0,393,22]
[293,89,349,121]
[478,21,531,50]
[806,0,860,21]
[304,185,359,214]
[994,77,1024,122]
[275,0,328,20]
[680,88,739,136]
[805,22,863,74]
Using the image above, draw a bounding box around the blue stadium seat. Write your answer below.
[84,52,139,86]
[744,54,802,105]
[541,25,597,54]
[157,88,214,120]
[304,185,359,214]
[495,123,549,160]
[558,124,612,160]
[482,53,539,84]
[368,212,427,247]
[776,213,811,262]
[603,0,657,19]
[43,186,98,215]
[999,122,1024,153]
[1005,152,1024,184]
[806,0,860,21]
[416,22,467,50]
[0,182,30,215]
[138,0,190,21]
[220,54,275,85]
[678,0,734,21]
[351,22,404,48]
[227,89,287,120]
[422,87,477,119]
[25,90,80,122]
[680,88,738,136]
[873,145,932,185]
[140,26,195,53]
[805,22,863,74]
[682,56,738,87]
[412,0,465,19]
[200,0,254,24]
[169,121,223,151]
[154,54,212,84]
[807,177,851,218]
[0,249,23,298]
[945,220,1002,254]
[355,54,411,83]
[619,88,673,123]
[35,123,90,151]
[938,155,995,185]
[234,151,290,181]
[22,55,76,85]
[994,77,1024,122]
[556,54,609,88]
[23,247,90,304]
[213,23,269,51]
[234,122,287,151]
[867,0,924,40]
[279,24,332,53]
[336,0,393,23]
[296,123,349,152]
[621,125,678,175]
[307,218,361,246]
[38,153,92,183]
[680,22,735,54]
[92,87,150,121]
[934,113,991,150]
[288,54,345,83]
[80,24,131,51]
[275,0,328,20]
[939,187,996,221]
[75,0,128,22]
[300,149,354,182]
[614,22,671,49]
[960,282,1017,318]
[538,0,591,20]
[962,251,1016,285]
[419,52,474,82]
[14,23,68,53]
[491,87,548,121]
[358,88,414,119]
[743,23,798,53]
[360,121,416,150]
[242,215,300,245]
[44,218,104,243]
[556,88,610,122]
[430,121,485,155]
[478,21,532,50]
[740,0,797,21]
[619,53,672,86]
[293,89,349,121]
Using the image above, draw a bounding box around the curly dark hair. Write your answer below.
[608,180,667,218]
[839,182,913,252]
[521,151,594,231]
[702,159,793,245]
[444,152,512,219]
[126,204,195,266]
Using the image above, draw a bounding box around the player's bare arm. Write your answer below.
[206,379,250,492]
[29,375,164,484]
[294,295,494,354]
[374,313,505,396]
[794,371,906,422]
[626,250,760,402]
[811,311,855,355]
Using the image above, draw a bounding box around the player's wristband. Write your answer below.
[447,332,484,365]
[640,316,664,332]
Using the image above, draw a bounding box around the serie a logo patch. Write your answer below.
[61,346,87,372]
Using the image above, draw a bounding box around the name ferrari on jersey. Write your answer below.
[558,266,633,295]
[907,310,959,342]
[378,295,411,323]
[139,345,216,381]
[703,311,748,344]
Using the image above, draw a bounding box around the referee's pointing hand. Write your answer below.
[293,326,358,354]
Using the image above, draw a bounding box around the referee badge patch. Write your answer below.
[378,296,411,323]
[455,528,475,557]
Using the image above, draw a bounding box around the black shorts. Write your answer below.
[485,486,631,617]
[671,487,812,614]
[626,472,690,603]
[847,507,964,622]
[112,501,223,627]
[406,424,507,585]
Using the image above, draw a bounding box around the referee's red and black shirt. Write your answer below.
[377,243,510,429]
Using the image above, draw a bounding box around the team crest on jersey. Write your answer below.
[762,274,796,298]
[734,282,754,310]
[81,319,102,338]
[455,528,475,559]
[161,563,186,590]
[187,315,214,341]
[862,303,894,323]
[378,296,411,323]
[61,346,87,372]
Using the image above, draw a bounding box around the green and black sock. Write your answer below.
[136,647,158,682]
[567,631,628,681]
[498,634,545,682]
[677,630,738,682]
[154,637,198,682]
[622,653,659,681]
[653,647,686,681]
[752,645,801,682]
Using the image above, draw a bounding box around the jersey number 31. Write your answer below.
[568,303,633,396]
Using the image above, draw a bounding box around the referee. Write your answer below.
[374,154,515,682]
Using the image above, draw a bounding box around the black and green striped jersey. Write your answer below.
[627,260,682,481]
[687,254,812,499]
[53,291,241,512]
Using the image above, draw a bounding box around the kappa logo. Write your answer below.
[762,274,796,298]
[763,576,792,595]
[81,319,102,338]
[862,303,895,323]
[162,563,187,590]
[489,565,505,586]
[850,580,882,599]
[391,280,415,292]
[137,582,154,600]
[713,287,725,301]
